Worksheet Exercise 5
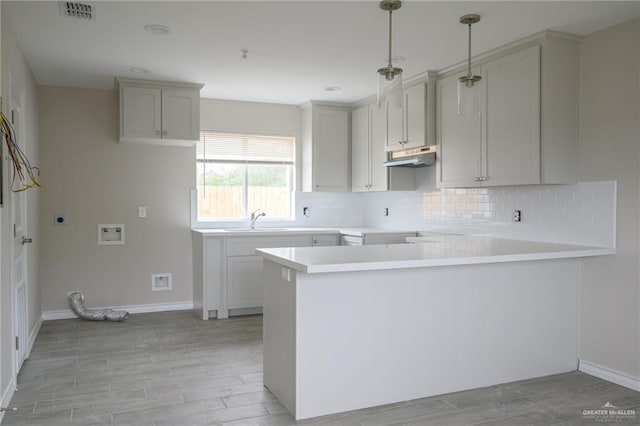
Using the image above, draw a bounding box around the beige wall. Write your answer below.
[578,18,640,378]
[1,11,40,405]
[39,87,195,311]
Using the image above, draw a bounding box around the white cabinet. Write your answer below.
[386,78,435,152]
[436,34,580,188]
[301,102,351,192]
[227,256,264,309]
[351,103,414,192]
[193,232,339,319]
[117,78,203,147]
[437,47,540,188]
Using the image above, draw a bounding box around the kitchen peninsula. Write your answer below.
[257,235,614,420]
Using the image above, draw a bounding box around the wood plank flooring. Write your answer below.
[2,311,639,425]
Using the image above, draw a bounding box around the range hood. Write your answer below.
[384,145,436,167]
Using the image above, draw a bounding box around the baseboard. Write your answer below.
[579,359,640,391]
[0,376,17,422]
[42,301,195,321]
[27,315,44,358]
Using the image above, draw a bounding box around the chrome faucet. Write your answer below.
[250,209,266,229]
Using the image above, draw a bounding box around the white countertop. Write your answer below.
[192,227,339,236]
[192,227,416,237]
[256,234,615,273]
[337,228,417,237]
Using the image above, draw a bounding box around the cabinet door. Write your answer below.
[369,104,389,191]
[482,45,540,186]
[161,88,200,141]
[204,238,222,315]
[227,255,264,309]
[386,99,403,151]
[436,71,482,188]
[121,86,162,140]
[351,105,370,192]
[403,83,426,149]
[313,108,350,192]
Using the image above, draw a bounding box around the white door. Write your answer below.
[350,105,370,192]
[161,88,199,140]
[227,256,264,309]
[10,79,30,372]
[121,86,162,140]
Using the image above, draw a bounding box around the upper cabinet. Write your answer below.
[352,103,414,192]
[116,78,204,147]
[385,77,436,152]
[301,102,351,192]
[436,33,580,188]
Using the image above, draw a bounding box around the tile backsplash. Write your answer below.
[197,169,616,248]
[361,170,615,247]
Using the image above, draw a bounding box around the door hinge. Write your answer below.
[15,336,19,351]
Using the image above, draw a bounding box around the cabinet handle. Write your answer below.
[475,177,482,182]
[155,130,161,136]
[162,130,168,136]
[313,239,318,245]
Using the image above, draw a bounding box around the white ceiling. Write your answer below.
[4,1,639,105]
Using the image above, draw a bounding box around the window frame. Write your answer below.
[195,131,296,223]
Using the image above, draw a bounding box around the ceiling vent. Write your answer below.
[59,2,95,20]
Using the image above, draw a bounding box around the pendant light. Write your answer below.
[457,14,481,114]
[377,0,403,109]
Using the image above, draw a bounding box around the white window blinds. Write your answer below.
[197,131,295,164]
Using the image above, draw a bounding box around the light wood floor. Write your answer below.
[2,311,639,425]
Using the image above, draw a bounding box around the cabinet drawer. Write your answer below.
[312,235,339,246]
[226,235,311,256]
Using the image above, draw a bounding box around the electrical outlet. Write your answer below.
[512,210,522,222]
[53,214,67,225]
[303,207,310,217]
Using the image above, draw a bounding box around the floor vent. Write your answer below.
[59,2,95,20]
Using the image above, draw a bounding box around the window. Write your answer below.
[196,131,295,220]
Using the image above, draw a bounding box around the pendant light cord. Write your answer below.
[467,23,472,79]
[387,9,393,67]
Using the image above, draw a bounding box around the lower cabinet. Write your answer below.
[227,256,264,310]
[195,232,339,319]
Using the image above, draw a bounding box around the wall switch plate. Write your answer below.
[138,206,147,218]
[512,210,522,222]
[53,214,67,225]
[383,208,389,217]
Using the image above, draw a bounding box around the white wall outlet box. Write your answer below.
[138,206,147,218]
[53,214,67,225]
[98,224,125,245]
[512,210,522,222]
[152,273,172,291]
[281,267,291,282]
